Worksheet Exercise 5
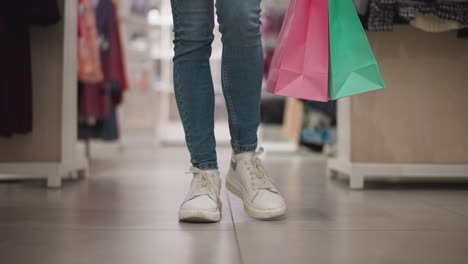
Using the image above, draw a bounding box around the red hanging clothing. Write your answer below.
[78,0,128,141]
[78,0,104,84]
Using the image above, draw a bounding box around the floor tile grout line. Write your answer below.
[226,192,246,264]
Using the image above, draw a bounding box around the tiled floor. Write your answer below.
[1,146,468,264]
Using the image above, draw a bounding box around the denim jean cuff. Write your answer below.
[195,162,219,170]
[232,143,257,153]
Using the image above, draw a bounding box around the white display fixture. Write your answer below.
[327,98,468,189]
[0,0,88,188]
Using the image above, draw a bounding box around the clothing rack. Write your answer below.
[0,0,88,187]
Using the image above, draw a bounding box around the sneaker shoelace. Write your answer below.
[186,167,220,199]
[244,147,275,191]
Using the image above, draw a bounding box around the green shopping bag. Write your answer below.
[328,0,385,100]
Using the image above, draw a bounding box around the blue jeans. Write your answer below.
[170,0,263,170]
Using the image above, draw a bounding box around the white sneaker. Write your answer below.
[179,167,222,222]
[226,147,286,219]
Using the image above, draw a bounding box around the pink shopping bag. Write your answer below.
[267,0,329,102]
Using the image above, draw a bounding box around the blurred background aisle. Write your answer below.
[1,0,468,263]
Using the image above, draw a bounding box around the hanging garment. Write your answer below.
[106,5,128,101]
[78,0,104,84]
[79,0,114,121]
[78,81,119,141]
[78,0,127,141]
[0,1,60,137]
[368,0,395,31]
[27,0,61,25]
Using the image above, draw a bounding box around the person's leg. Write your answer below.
[215,0,263,153]
[170,0,217,170]
[171,0,222,222]
[216,0,287,219]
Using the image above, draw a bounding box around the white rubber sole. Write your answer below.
[226,171,286,219]
[178,208,221,223]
